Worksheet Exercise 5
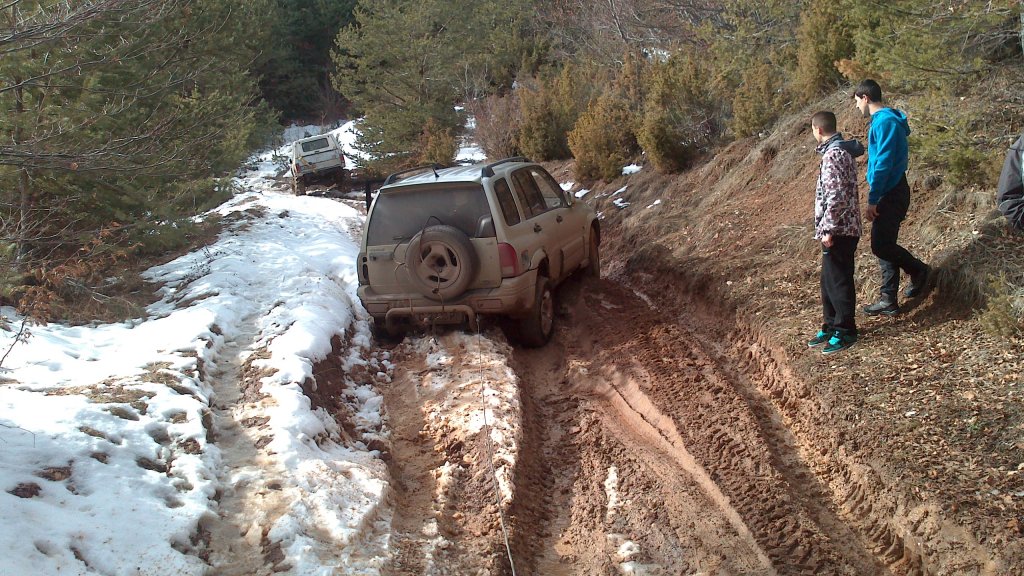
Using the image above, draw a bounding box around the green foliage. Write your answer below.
[518,64,601,161]
[0,0,275,319]
[333,0,533,171]
[636,54,720,173]
[794,0,855,102]
[418,118,458,166]
[908,92,1006,189]
[568,94,638,182]
[257,0,357,121]
[730,67,787,138]
[840,0,1021,92]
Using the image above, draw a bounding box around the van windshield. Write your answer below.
[367,183,494,244]
[299,138,330,153]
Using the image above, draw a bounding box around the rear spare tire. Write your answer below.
[405,225,477,301]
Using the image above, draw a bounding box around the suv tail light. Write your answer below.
[293,163,302,174]
[498,242,519,278]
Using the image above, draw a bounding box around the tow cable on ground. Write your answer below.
[473,323,518,576]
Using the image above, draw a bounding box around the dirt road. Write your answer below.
[376,269,1005,575]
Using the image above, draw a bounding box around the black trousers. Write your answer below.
[870,175,927,300]
[821,235,859,334]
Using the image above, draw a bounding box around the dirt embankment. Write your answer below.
[527,94,1021,573]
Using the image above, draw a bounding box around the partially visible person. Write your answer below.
[807,111,863,355]
[853,79,930,316]
[997,131,1024,231]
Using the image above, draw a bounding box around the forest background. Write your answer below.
[1,0,1022,326]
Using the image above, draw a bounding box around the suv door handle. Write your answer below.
[534,223,542,233]
[556,215,563,223]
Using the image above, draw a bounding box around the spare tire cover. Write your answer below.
[405,225,478,301]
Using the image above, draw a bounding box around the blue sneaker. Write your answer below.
[822,331,857,355]
[807,329,830,348]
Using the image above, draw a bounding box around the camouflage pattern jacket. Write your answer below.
[815,133,863,240]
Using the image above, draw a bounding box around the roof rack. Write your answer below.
[480,156,530,178]
[383,163,444,186]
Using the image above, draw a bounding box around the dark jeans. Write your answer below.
[821,235,858,335]
[870,175,927,300]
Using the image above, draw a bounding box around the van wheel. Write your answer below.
[586,232,600,278]
[518,276,553,347]
[294,177,306,196]
[406,225,477,301]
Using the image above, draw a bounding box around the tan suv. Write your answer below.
[356,157,599,346]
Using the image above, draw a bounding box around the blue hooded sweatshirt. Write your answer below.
[866,107,911,205]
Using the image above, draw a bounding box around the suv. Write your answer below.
[356,157,599,346]
[290,133,347,195]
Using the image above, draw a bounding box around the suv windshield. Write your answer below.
[299,138,330,153]
[368,183,494,244]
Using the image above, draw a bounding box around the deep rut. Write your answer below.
[508,279,891,575]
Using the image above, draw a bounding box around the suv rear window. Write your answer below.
[300,138,330,153]
[367,183,495,244]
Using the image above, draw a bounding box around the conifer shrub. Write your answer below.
[731,68,787,138]
[568,94,638,182]
[517,66,586,161]
[418,118,458,166]
[793,0,854,102]
[468,94,521,160]
[908,93,1004,189]
[635,55,719,173]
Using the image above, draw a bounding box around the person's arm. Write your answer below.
[867,118,901,206]
[997,135,1024,231]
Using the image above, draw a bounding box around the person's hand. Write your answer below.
[865,204,879,222]
[821,233,833,248]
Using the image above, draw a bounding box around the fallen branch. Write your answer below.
[0,316,29,370]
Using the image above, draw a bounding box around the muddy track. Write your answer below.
[507,278,892,575]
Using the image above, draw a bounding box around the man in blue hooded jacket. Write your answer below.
[853,80,930,316]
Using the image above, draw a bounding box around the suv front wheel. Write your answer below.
[518,276,554,347]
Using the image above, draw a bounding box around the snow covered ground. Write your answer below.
[0,123,509,576]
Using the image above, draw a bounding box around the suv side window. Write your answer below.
[512,169,547,218]
[530,167,568,209]
[493,178,522,226]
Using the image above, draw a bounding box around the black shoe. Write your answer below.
[904,265,931,298]
[863,299,899,316]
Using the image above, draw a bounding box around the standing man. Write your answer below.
[808,111,863,354]
[853,79,930,316]
[997,131,1023,231]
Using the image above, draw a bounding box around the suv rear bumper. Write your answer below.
[358,268,539,325]
[296,165,347,183]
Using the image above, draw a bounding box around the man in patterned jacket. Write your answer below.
[808,111,864,354]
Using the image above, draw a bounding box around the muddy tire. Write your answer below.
[293,177,306,196]
[518,276,554,347]
[405,225,477,301]
[586,231,600,278]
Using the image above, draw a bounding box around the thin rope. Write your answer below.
[474,325,517,576]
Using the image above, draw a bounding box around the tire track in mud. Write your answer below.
[203,323,291,575]
[509,279,890,575]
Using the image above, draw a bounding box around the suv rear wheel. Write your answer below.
[518,276,553,347]
[292,176,306,196]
